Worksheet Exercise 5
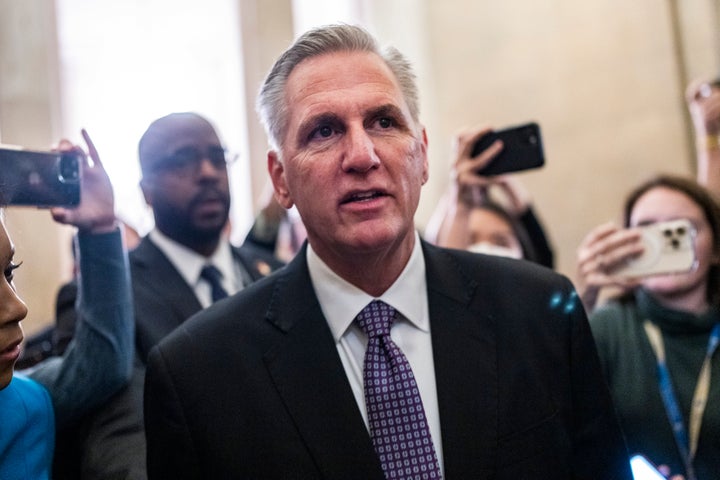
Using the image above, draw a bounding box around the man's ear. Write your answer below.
[268,151,294,208]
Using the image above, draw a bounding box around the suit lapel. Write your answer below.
[131,238,202,320]
[261,251,385,479]
[423,241,498,477]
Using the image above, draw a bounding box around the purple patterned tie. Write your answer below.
[356,300,442,479]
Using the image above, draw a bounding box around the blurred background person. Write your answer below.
[52,112,284,480]
[244,181,306,263]
[576,174,720,480]
[425,125,554,267]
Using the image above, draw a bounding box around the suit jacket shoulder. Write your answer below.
[145,242,632,480]
[233,240,285,282]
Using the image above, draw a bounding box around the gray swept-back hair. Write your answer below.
[256,24,420,152]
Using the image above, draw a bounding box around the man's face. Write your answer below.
[141,117,230,247]
[269,51,428,263]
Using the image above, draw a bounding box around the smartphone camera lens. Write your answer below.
[522,127,538,146]
[59,154,79,182]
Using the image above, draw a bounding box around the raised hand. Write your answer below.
[51,129,116,234]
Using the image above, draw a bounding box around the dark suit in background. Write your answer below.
[131,237,281,362]
[53,111,285,479]
[53,237,282,479]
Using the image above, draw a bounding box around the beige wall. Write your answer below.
[1,0,718,336]
[0,0,73,335]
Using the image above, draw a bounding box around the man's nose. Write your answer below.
[342,127,380,173]
[197,157,225,178]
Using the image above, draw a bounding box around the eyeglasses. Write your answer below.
[150,146,237,177]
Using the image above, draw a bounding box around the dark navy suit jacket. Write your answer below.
[145,240,633,479]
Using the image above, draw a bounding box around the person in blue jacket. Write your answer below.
[0,130,134,479]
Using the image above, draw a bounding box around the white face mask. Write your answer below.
[467,241,523,260]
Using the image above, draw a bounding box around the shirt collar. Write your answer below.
[148,228,235,286]
[307,231,429,343]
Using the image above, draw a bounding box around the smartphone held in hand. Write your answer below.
[629,454,667,480]
[613,219,696,279]
[0,146,81,207]
[470,122,545,176]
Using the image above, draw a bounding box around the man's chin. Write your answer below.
[191,217,228,238]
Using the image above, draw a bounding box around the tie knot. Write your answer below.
[200,264,229,302]
[200,264,223,283]
[356,300,396,338]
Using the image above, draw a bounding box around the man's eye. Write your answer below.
[173,150,199,167]
[377,117,394,129]
[308,125,336,142]
[317,126,334,138]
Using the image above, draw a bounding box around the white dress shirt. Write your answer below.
[306,231,444,475]
[148,229,244,308]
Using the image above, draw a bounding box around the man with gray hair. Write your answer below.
[145,24,633,479]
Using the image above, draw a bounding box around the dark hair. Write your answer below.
[623,174,720,305]
[473,200,539,263]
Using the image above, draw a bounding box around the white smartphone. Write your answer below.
[613,219,697,279]
[629,454,666,480]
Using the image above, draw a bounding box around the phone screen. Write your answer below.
[0,147,81,207]
[629,454,666,480]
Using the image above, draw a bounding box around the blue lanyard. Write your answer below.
[644,321,720,480]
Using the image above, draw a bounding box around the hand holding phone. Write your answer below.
[612,219,697,279]
[49,130,117,234]
[470,122,545,176]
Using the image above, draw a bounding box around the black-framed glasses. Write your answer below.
[150,146,237,177]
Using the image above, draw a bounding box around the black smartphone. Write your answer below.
[470,122,545,176]
[0,147,81,207]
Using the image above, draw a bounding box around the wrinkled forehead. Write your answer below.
[282,51,413,137]
[287,51,403,102]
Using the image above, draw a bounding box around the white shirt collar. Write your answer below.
[148,228,235,286]
[307,231,429,343]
